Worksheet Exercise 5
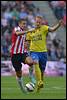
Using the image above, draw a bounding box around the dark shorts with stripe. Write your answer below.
[11,53,29,72]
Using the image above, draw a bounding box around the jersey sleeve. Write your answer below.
[13,27,22,35]
[14,27,22,32]
[43,25,49,35]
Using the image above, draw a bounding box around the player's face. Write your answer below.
[19,21,26,30]
[35,17,42,27]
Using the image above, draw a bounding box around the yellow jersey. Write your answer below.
[26,25,49,52]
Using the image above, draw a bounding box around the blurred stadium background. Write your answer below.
[1,1,66,99]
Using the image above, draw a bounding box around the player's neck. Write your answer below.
[35,25,43,32]
[36,25,41,29]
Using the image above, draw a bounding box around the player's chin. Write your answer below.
[37,24,40,27]
[36,23,40,26]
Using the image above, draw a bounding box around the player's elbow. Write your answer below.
[49,28,55,32]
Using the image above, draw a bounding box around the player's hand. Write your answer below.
[59,20,63,26]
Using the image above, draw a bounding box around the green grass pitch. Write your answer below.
[1,76,66,99]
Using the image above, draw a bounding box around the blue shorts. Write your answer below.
[30,52,48,71]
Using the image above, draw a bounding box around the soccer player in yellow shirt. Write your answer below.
[26,15,63,92]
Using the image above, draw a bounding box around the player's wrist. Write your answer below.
[58,20,62,26]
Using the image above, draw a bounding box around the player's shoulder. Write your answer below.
[41,25,49,31]
[41,25,48,28]
[14,26,21,32]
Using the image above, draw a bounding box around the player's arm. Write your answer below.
[16,28,35,36]
[16,30,27,35]
[48,20,63,32]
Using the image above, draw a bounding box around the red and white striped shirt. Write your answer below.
[11,26,28,56]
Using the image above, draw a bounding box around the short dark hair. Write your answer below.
[18,18,26,23]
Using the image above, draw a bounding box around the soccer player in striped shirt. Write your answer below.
[26,15,63,92]
[11,19,35,93]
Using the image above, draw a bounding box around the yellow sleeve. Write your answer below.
[26,32,31,40]
[43,25,49,35]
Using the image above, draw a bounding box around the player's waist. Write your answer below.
[10,51,28,56]
[30,49,47,52]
